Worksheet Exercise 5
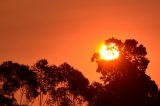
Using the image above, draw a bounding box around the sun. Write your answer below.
[100,43,119,60]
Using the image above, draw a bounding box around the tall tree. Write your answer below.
[0,61,38,105]
[91,38,159,106]
[32,60,90,106]
[32,59,53,106]
[47,63,90,106]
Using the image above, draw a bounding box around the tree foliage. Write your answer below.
[0,60,89,106]
[0,61,38,105]
[91,37,159,106]
[0,37,160,106]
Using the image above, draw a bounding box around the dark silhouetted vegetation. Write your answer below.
[91,38,160,106]
[0,37,160,106]
[0,60,89,106]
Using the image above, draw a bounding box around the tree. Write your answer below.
[47,63,90,106]
[0,37,159,106]
[17,65,38,105]
[32,59,90,106]
[32,59,58,106]
[0,61,38,105]
[91,37,159,106]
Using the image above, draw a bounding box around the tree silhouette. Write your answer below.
[0,60,90,106]
[91,37,160,106]
[46,63,89,106]
[0,37,160,106]
[32,60,90,106]
[32,59,51,106]
[0,61,38,105]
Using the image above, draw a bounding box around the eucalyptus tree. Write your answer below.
[44,63,89,106]
[0,61,38,105]
[91,38,159,106]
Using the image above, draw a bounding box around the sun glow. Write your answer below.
[100,43,119,60]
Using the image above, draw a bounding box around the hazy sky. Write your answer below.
[0,0,160,87]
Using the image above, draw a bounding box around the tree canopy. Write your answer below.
[0,37,160,106]
[91,37,159,106]
[0,60,89,106]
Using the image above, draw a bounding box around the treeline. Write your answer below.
[0,60,90,106]
[0,38,160,106]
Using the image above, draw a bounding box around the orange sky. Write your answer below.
[0,0,160,87]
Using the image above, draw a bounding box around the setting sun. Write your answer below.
[100,43,119,60]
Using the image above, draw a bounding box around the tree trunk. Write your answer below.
[40,91,42,106]
[20,88,24,106]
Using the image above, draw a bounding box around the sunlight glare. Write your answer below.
[100,43,119,60]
